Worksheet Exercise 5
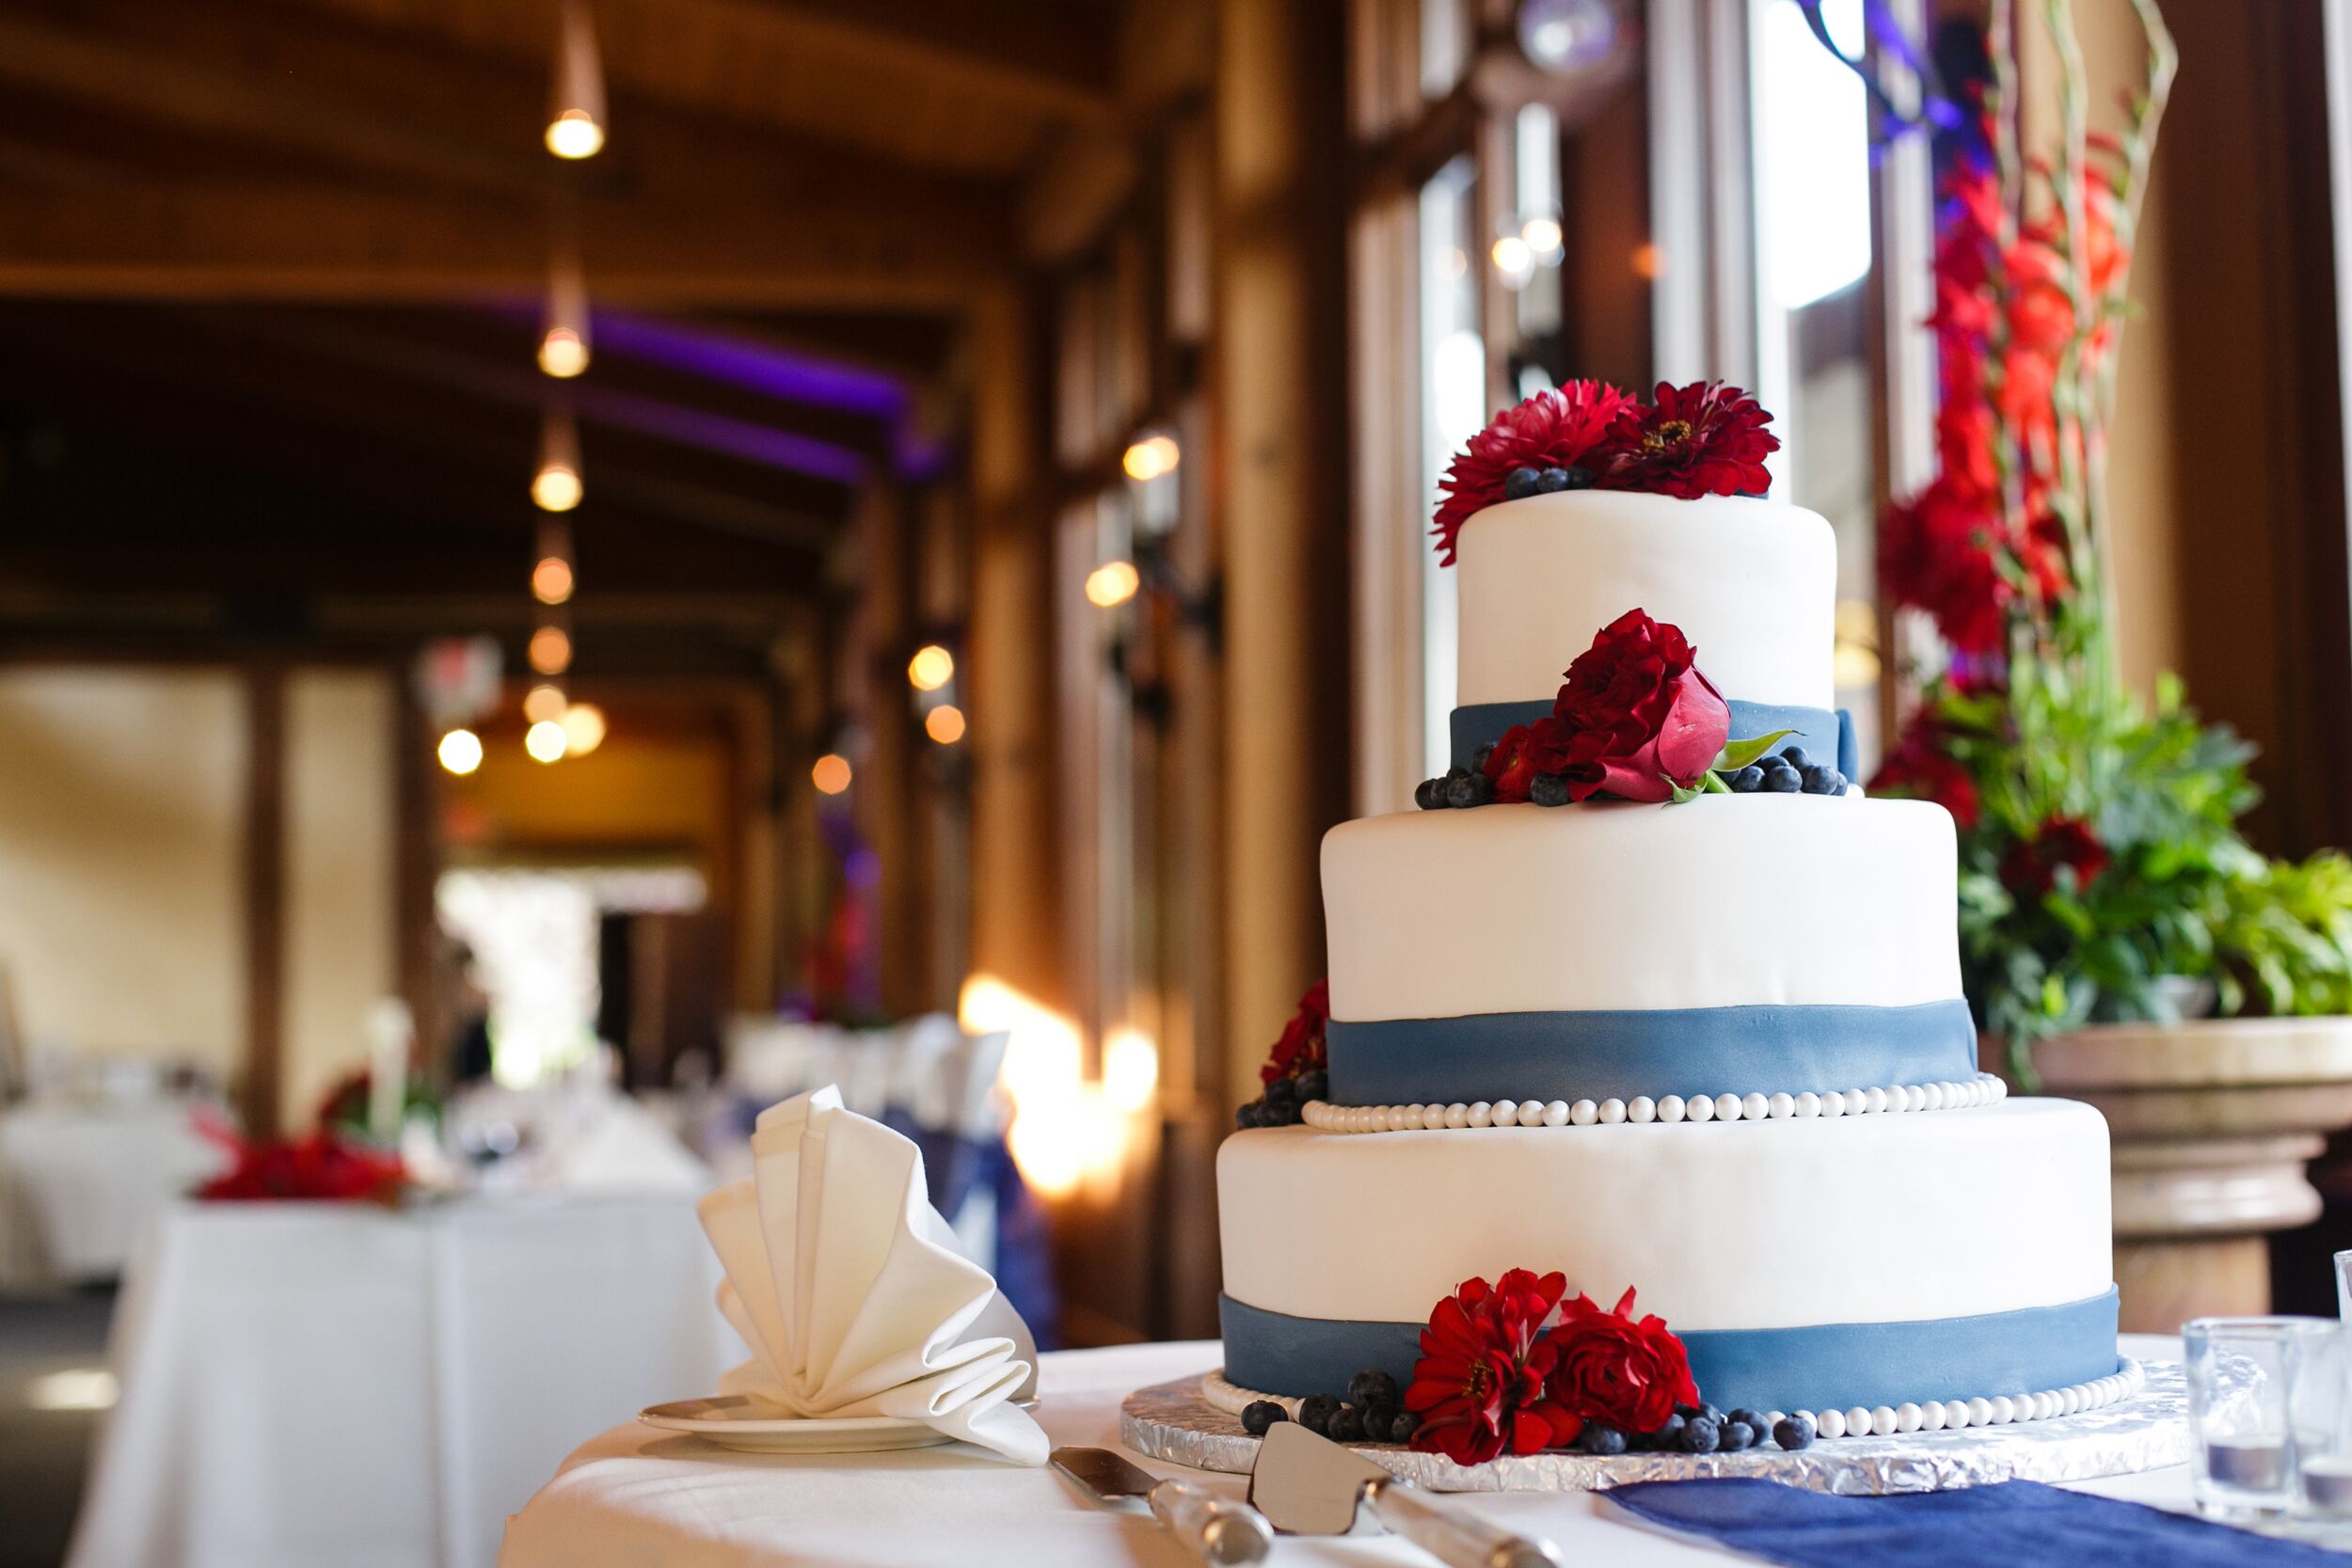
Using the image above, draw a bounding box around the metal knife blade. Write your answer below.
[1051,1444,1163,1501]
[1248,1422,1558,1568]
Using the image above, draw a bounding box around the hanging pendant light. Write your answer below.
[545,1,606,159]
[532,516,575,605]
[532,404,582,513]
[538,251,591,378]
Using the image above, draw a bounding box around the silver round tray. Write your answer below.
[1120,1365,2189,1495]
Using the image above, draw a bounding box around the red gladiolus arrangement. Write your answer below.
[1430,381,1777,565]
[1403,1271,1580,1465]
[194,1115,406,1204]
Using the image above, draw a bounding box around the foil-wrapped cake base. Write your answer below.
[1120,1364,2189,1494]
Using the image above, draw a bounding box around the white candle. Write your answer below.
[366,999,414,1144]
[2205,1438,2288,1492]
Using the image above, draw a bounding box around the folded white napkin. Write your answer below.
[695,1085,1047,1465]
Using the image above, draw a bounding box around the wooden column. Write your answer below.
[241,660,285,1137]
[1212,0,1353,1100]
[856,477,925,1018]
[390,657,440,1085]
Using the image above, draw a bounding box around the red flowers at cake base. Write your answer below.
[1404,1271,1579,1465]
[1542,1287,1700,1439]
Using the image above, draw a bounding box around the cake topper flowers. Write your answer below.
[1430,381,1780,564]
[1416,610,1847,809]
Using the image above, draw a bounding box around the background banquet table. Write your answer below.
[497,1335,2198,1568]
[67,1194,738,1568]
[0,1097,225,1287]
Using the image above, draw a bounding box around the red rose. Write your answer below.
[1549,610,1730,802]
[1481,716,1583,803]
[1542,1287,1699,1437]
[1431,382,1629,566]
[1405,1270,1580,1465]
[2000,816,2110,899]
[1259,978,1330,1085]
[1596,382,1778,499]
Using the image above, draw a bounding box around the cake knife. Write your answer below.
[1050,1445,1274,1565]
[1248,1421,1559,1568]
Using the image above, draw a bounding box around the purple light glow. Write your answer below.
[592,312,910,422]
[578,383,867,485]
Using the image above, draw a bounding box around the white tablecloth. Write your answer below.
[0,1099,226,1287]
[68,1195,738,1568]
[497,1335,2198,1568]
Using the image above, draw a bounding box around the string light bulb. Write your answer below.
[523,682,567,723]
[528,626,572,675]
[437,729,484,776]
[559,702,606,756]
[1084,561,1139,608]
[906,644,955,691]
[525,720,569,763]
[538,254,592,377]
[1121,434,1180,482]
[811,753,852,795]
[544,2,606,159]
[532,405,581,513]
[924,705,966,745]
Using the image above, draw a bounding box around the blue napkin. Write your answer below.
[1608,1479,2344,1567]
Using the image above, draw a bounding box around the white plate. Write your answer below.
[640,1396,1037,1454]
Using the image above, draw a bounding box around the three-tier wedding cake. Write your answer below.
[1215,383,2122,1458]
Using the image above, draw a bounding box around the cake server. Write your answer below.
[1247,1421,1559,1568]
[1050,1445,1274,1565]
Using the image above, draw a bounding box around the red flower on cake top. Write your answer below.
[1479,610,1731,806]
[1404,1270,1579,1465]
[1430,380,1780,564]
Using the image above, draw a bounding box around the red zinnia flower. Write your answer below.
[1405,1270,1580,1465]
[2000,816,2110,899]
[1431,382,1629,565]
[1259,978,1331,1085]
[1596,382,1778,500]
[1543,1287,1700,1438]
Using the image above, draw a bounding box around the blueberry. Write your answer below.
[1386,1409,1422,1444]
[1772,1415,1816,1451]
[1502,467,1543,500]
[1678,1416,1721,1453]
[1801,765,1836,795]
[1558,465,1597,490]
[1346,1370,1400,1413]
[1728,766,1764,793]
[1327,1404,1365,1442]
[1651,1413,1685,1450]
[1263,1076,1296,1105]
[1529,772,1572,808]
[1576,1424,1628,1455]
[1535,467,1573,494]
[1720,1420,1756,1451]
[1780,746,1811,770]
[1296,1394,1341,1435]
[1242,1400,1287,1436]
[1234,1102,1261,1129]
[1761,764,1802,794]
[1295,1070,1327,1103]
[1678,1402,1723,1426]
[1727,1409,1768,1437]
[1267,1100,1300,1127]
[1414,777,1446,811]
[1445,773,1493,809]
[1469,744,1495,773]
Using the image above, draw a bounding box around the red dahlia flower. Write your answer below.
[1405,1270,1580,1465]
[1596,382,1778,500]
[1542,1287,1699,1438]
[1430,381,1629,565]
[2000,816,2111,899]
[1259,978,1331,1085]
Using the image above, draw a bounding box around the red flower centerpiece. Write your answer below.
[1542,1287,1700,1439]
[1404,1271,1580,1465]
[194,1116,406,1204]
[1596,382,1778,500]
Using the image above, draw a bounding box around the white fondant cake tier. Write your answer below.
[1454,492,1836,709]
[1324,795,1961,1022]
[1217,1097,2111,1331]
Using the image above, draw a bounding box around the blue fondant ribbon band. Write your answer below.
[1219,1288,2122,1416]
[1327,999,1978,1107]
[1451,700,1857,780]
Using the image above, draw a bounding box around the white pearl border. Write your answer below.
[1200,1356,2143,1443]
[1297,1072,2007,1134]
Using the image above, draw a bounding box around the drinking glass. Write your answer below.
[2183,1316,2347,1519]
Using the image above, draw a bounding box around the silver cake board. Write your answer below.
[1120,1365,2189,1495]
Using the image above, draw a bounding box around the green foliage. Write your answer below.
[1712,729,1797,772]
[2209,850,2352,1019]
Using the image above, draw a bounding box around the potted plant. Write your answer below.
[1865,0,2352,1328]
